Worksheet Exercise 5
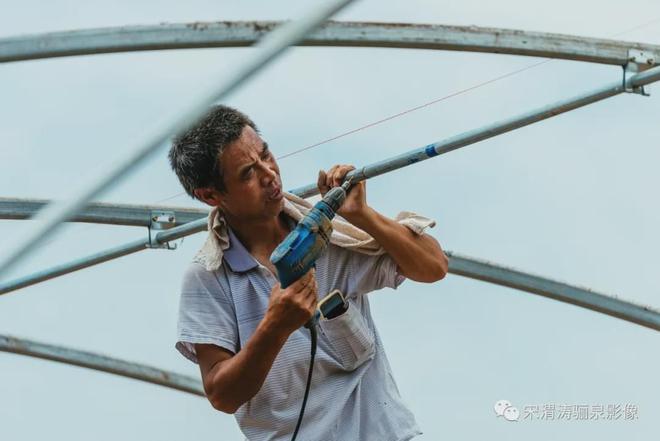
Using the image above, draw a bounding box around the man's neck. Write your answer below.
[225,212,290,257]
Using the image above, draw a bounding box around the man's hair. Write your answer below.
[168,105,258,199]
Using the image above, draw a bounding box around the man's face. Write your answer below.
[215,125,284,222]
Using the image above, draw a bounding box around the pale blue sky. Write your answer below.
[1,1,659,440]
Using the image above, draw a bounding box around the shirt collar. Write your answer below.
[223,215,297,273]
[223,227,259,273]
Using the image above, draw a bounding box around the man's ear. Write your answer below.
[193,187,225,208]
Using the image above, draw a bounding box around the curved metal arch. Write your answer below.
[1,215,658,332]
[1,247,658,397]
[446,252,660,331]
[0,334,204,397]
[2,21,659,66]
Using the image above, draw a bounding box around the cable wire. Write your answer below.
[276,60,550,160]
[291,324,317,441]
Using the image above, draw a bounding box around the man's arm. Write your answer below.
[318,165,448,283]
[346,207,447,282]
[196,270,318,413]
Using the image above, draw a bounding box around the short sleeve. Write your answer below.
[342,250,406,298]
[175,263,239,364]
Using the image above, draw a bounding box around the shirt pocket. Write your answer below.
[318,300,375,371]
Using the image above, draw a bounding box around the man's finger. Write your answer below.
[305,280,318,299]
[332,165,345,186]
[330,167,340,187]
[303,268,316,287]
[289,269,313,291]
[306,280,317,298]
[325,165,340,189]
[333,164,355,187]
[300,269,314,287]
[271,282,281,294]
[299,281,316,301]
[317,170,329,194]
[306,295,318,311]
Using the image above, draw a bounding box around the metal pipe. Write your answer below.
[3,220,660,334]
[0,334,204,396]
[289,64,660,198]
[628,65,660,86]
[0,197,207,227]
[153,217,207,243]
[0,0,355,281]
[0,238,148,294]
[2,21,659,66]
[446,252,660,332]
[4,65,660,298]
[0,216,209,295]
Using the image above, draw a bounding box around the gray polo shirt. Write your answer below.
[176,225,422,441]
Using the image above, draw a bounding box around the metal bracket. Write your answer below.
[623,49,656,96]
[628,49,656,67]
[147,210,177,249]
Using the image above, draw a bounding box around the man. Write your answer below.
[169,105,448,441]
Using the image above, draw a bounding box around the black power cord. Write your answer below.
[290,291,347,440]
[290,323,318,441]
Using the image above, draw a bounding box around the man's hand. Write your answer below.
[318,164,369,223]
[265,269,318,335]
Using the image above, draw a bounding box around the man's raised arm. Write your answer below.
[318,165,448,283]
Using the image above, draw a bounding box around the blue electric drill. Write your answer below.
[270,179,353,290]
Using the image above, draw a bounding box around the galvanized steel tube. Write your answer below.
[0,238,149,294]
[2,21,659,66]
[290,64,660,198]
[0,198,206,227]
[446,252,660,332]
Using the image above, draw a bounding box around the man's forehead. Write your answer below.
[220,127,266,169]
[237,125,263,148]
[225,126,263,152]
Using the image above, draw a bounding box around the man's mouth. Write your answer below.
[268,186,283,201]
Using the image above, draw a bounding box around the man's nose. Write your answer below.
[258,161,278,185]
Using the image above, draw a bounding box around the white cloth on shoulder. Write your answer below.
[193,191,436,271]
